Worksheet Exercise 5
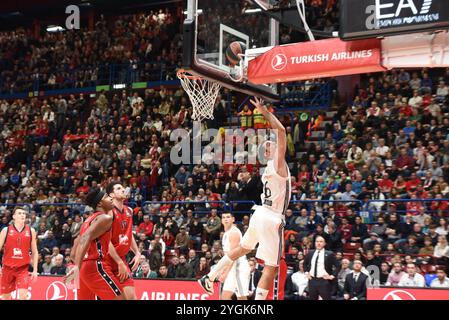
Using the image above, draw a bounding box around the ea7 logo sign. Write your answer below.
[365,0,434,30]
[375,0,432,19]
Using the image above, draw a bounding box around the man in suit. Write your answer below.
[238,171,262,212]
[343,260,368,300]
[304,235,338,300]
[248,259,262,300]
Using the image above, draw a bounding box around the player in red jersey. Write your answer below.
[105,182,141,300]
[65,189,124,300]
[0,207,38,300]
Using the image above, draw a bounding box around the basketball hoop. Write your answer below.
[177,69,221,121]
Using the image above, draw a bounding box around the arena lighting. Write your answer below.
[184,9,202,15]
[113,84,126,89]
[243,8,263,14]
[46,25,65,32]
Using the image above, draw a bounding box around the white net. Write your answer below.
[177,69,221,121]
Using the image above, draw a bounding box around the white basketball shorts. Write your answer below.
[241,205,285,267]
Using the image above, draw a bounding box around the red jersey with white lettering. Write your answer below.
[110,206,133,257]
[2,224,32,268]
[79,212,111,261]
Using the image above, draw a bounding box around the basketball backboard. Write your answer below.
[182,0,280,101]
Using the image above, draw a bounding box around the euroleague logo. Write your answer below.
[271,54,287,71]
[46,281,68,300]
[382,290,416,300]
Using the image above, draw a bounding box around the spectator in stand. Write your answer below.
[41,255,53,275]
[350,216,368,244]
[194,256,210,279]
[398,263,426,287]
[50,254,67,275]
[285,260,308,300]
[175,255,194,279]
[134,261,157,279]
[433,235,449,264]
[137,215,154,238]
[386,262,406,286]
[430,268,449,288]
[174,226,190,255]
[204,209,221,246]
[342,260,368,301]
[379,262,390,285]
[336,258,352,298]
[157,265,170,279]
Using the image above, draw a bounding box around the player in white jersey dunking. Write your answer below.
[219,212,250,300]
[199,97,291,300]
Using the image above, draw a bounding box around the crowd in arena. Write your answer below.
[0,9,181,93]
[0,0,449,300]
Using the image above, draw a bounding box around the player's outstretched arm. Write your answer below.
[0,228,7,252]
[129,234,142,272]
[0,228,6,274]
[70,236,79,263]
[250,97,287,176]
[30,228,39,281]
[108,242,129,281]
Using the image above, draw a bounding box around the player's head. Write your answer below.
[85,188,114,212]
[260,139,277,160]
[106,181,127,201]
[12,206,27,223]
[221,212,235,229]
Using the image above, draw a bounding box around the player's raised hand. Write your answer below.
[130,252,142,272]
[249,96,268,114]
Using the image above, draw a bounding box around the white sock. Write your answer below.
[207,255,233,280]
[255,288,269,300]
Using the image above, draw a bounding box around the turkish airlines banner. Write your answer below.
[1,276,219,300]
[368,287,449,300]
[247,38,386,84]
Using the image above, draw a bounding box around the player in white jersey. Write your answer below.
[199,97,291,300]
[219,212,250,300]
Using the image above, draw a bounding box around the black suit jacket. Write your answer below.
[248,270,262,292]
[343,272,368,300]
[240,176,263,205]
[304,249,338,277]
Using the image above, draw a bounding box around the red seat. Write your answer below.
[343,253,354,260]
[344,242,361,253]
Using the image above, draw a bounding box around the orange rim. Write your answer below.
[177,69,202,80]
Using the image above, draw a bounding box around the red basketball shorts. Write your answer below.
[78,260,123,300]
[1,264,30,295]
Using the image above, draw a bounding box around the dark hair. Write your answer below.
[85,188,105,209]
[106,181,121,195]
[12,206,27,215]
[221,212,234,217]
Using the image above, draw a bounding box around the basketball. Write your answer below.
[226,41,246,66]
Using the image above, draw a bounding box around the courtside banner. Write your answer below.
[368,287,449,300]
[1,276,219,300]
[247,38,386,84]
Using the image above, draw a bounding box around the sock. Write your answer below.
[207,254,233,281]
[255,288,269,300]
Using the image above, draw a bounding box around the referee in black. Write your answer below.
[304,235,338,300]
